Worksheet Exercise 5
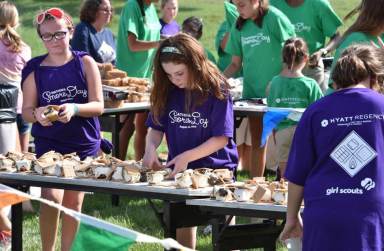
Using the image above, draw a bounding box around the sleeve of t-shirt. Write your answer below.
[270,9,296,44]
[146,111,166,132]
[309,80,324,104]
[225,25,242,57]
[70,24,90,53]
[124,1,141,38]
[316,0,342,37]
[210,94,234,138]
[284,109,316,185]
[215,22,228,55]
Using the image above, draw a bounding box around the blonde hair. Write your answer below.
[0,1,22,52]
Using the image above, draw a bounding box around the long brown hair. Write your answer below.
[236,0,269,30]
[342,0,384,40]
[282,37,308,70]
[151,33,229,125]
[0,1,22,53]
[332,44,384,92]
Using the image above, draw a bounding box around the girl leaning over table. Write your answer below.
[21,8,103,251]
[143,33,238,249]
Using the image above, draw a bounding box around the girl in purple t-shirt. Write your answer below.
[280,44,384,250]
[21,8,103,251]
[143,33,238,249]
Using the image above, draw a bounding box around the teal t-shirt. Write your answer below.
[270,0,342,54]
[204,48,217,65]
[267,75,323,130]
[225,6,295,98]
[116,0,161,78]
[224,1,239,28]
[215,21,242,77]
[327,32,384,93]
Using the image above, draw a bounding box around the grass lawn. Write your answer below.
[14,0,360,250]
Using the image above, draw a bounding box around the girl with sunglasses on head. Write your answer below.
[224,0,295,178]
[21,7,103,251]
[116,0,161,161]
[71,0,116,67]
[143,33,238,249]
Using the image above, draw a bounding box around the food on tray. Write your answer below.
[175,169,193,188]
[191,170,211,189]
[43,105,60,122]
[233,186,255,202]
[102,78,121,87]
[214,187,233,201]
[272,188,288,205]
[0,155,15,172]
[34,151,63,176]
[122,168,141,183]
[104,69,127,79]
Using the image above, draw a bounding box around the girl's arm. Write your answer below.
[58,55,103,123]
[279,182,304,241]
[309,32,341,66]
[167,136,228,177]
[223,55,242,78]
[127,32,160,52]
[22,73,52,126]
[143,128,164,170]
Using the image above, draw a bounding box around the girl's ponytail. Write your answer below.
[282,37,308,70]
[0,23,22,52]
[0,1,22,52]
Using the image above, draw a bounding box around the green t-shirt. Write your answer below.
[204,48,217,65]
[327,32,384,93]
[224,1,239,28]
[267,75,323,130]
[270,0,342,54]
[116,0,160,78]
[215,21,242,77]
[225,6,295,98]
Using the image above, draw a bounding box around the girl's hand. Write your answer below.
[279,214,303,242]
[34,106,52,127]
[143,149,162,170]
[166,152,190,178]
[58,103,78,123]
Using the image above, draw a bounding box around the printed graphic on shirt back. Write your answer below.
[330,130,377,177]
[169,110,208,129]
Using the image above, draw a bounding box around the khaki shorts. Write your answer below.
[275,126,297,164]
[236,118,251,146]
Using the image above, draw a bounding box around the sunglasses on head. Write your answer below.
[36,8,65,25]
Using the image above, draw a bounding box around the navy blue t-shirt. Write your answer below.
[71,21,116,64]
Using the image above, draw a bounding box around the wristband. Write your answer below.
[73,103,79,116]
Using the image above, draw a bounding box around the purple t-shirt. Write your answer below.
[286,88,384,250]
[159,19,180,37]
[21,51,101,159]
[146,87,238,172]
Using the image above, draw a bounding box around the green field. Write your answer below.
[13,0,360,250]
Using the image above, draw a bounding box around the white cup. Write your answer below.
[285,238,302,251]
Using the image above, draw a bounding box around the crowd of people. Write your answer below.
[0,0,384,250]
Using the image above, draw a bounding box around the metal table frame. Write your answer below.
[0,173,219,251]
[186,199,292,251]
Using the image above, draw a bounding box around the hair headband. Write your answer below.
[161,46,182,55]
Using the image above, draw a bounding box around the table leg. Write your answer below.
[111,114,121,206]
[11,202,23,251]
